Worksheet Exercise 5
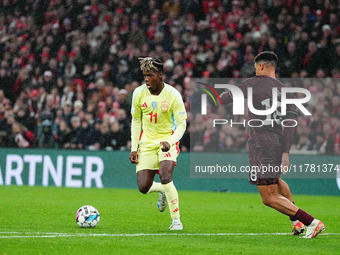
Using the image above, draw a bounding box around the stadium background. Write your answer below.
[0,0,339,192]
[0,0,339,155]
[0,0,339,193]
[0,1,339,254]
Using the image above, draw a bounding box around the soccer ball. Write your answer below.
[76,205,100,228]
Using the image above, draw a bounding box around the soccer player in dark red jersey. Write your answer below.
[220,51,325,238]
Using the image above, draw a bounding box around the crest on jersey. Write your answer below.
[151,101,157,110]
[161,100,169,112]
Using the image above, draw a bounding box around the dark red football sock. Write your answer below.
[289,201,298,221]
[294,209,314,226]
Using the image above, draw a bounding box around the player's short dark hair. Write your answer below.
[138,57,163,72]
[254,51,278,67]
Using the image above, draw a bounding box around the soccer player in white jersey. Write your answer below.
[129,57,187,230]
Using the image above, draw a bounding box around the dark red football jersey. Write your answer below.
[221,75,297,153]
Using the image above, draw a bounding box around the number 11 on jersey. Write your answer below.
[150,112,157,123]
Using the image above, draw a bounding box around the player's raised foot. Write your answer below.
[157,190,167,212]
[291,220,305,235]
[302,219,325,238]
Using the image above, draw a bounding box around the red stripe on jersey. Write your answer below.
[139,130,143,141]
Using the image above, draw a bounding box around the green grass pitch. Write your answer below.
[0,185,339,254]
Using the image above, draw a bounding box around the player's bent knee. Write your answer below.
[160,177,172,184]
[137,180,151,194]
[138,185,150,194]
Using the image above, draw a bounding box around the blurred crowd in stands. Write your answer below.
[0,0,339,155]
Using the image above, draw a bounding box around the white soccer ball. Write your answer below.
[76,205,100,228]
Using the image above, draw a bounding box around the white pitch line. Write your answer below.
[0,232,339,239]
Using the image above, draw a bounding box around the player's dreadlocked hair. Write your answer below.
[138,57,163,72]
